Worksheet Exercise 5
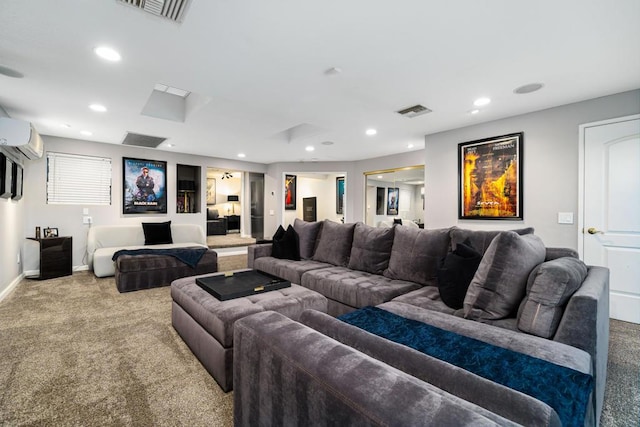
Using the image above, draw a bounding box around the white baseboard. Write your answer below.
[73,265,89,272]
[23,265,88,278]
[215,247,248,257]
[0,273,25,303]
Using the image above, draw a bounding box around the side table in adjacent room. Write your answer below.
[26,236,73,280]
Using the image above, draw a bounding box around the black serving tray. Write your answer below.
[196,270,290,301]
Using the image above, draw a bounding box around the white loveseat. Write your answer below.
[87,223,208,277]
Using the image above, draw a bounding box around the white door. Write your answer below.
[580,114,640,324]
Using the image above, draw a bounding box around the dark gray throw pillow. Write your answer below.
[272,225,300,261]
[312,220,356,266]
[463,231,546,321]
[383,226,452,287]
[142,221,173,245]
[293,218,322,260]
[348,223,395,275]
[517,257,588,338]
[437,239,482,309]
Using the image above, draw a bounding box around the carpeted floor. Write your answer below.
[207,234,256,249]
[0,255,637,426]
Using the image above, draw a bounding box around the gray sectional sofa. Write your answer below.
[242,219,610,426]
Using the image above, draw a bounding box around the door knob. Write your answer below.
[587,227,603,235]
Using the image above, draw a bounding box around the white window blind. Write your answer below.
[47,152,112,205]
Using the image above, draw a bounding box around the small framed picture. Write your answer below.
[44,227,59,238]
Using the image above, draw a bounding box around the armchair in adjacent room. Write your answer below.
[206,208,227,236]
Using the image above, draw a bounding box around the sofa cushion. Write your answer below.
[391,286,457,315]
[383,226,451,287]
[517,257,588,338]
[437,239,482,309]
[293,218,322,259]
[301,266,422,309]
[312,220,356,267]
[253,256,332,285]
[348,223,394,275]
[271,225,300,261]
[464,232,546,321]
[449,227,534,255]
[142,221,173,245]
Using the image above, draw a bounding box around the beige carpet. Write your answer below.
[0,256,637,426]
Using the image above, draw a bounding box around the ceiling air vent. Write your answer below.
[122,132,167,148]
[396,104,433,118]
[117,0,190,22]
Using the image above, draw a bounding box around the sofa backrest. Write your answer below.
[87,223,206,266]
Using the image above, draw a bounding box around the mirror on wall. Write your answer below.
[364,165,424,228]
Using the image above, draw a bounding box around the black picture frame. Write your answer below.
[11,162,23,200]
[387,187,399,216]
[458,132,523,220]
[376,187,385,215]
[336,176,345,214]
[123,157,168,214]
[44,227,59,238]
[284,174,296,210]
[0,153,13,199]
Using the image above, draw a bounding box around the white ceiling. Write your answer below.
[1,0,639,164]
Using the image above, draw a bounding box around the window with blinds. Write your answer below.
[47,152,112,205]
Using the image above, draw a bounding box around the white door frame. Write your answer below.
[577,113,640,258]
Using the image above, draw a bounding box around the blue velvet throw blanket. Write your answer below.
[338,306,593,427]
[112,248,208,268]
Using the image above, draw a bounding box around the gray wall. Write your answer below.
[21,136,267,272]
[0,105,26,299]
[424,89,640,249]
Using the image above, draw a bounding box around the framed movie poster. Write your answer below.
[123,157,167,214]
[284,174,296,210]
[458,132,523,220]
[336,176,345,214]
[387,187,399,216]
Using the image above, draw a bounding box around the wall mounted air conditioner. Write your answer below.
[0,117,44,160]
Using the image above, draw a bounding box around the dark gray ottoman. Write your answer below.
[115,249,218,293]
[171,270,328,392]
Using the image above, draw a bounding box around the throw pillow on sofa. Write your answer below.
[463,231,546,321]
[312,220,356,267]
[142,221,173,245]
[383,226,451,287]
[271,225,301,261]
[449,227,535,255]
[348,223,395,275]
[437,239,482,309]
[293,218,323,259]
[517,257,588,338]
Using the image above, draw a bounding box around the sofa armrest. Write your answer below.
[247,243,272,269]
[233,311,517,427]
[553,265,609,423]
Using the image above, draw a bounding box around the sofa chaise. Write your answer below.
[241,219,609,426]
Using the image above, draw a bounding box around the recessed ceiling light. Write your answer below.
[89,104,107,112]
[377,175,383,179]
[473,97,491,107]
[470,109,480,115]
[166,143,174,147]
[94,46,121,62]
[60,123,71,128]
[305,146,315,152]
[407,143,414,149]
[514,83,544,94]
[238,153,246,158]
[80,130,93,136]
[366,129,377,136]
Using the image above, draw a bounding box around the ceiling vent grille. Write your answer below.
[117,0,190,22]
[396,104,433,118]
[121,132,167,148]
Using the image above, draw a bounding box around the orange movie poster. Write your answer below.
[459,133,522,219]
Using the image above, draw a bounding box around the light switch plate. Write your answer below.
[82,207,89,215]
[558,212,574,224]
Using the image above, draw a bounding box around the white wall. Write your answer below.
[282,173,344,227]
[21,136,267,271]
[424,89,640,249]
